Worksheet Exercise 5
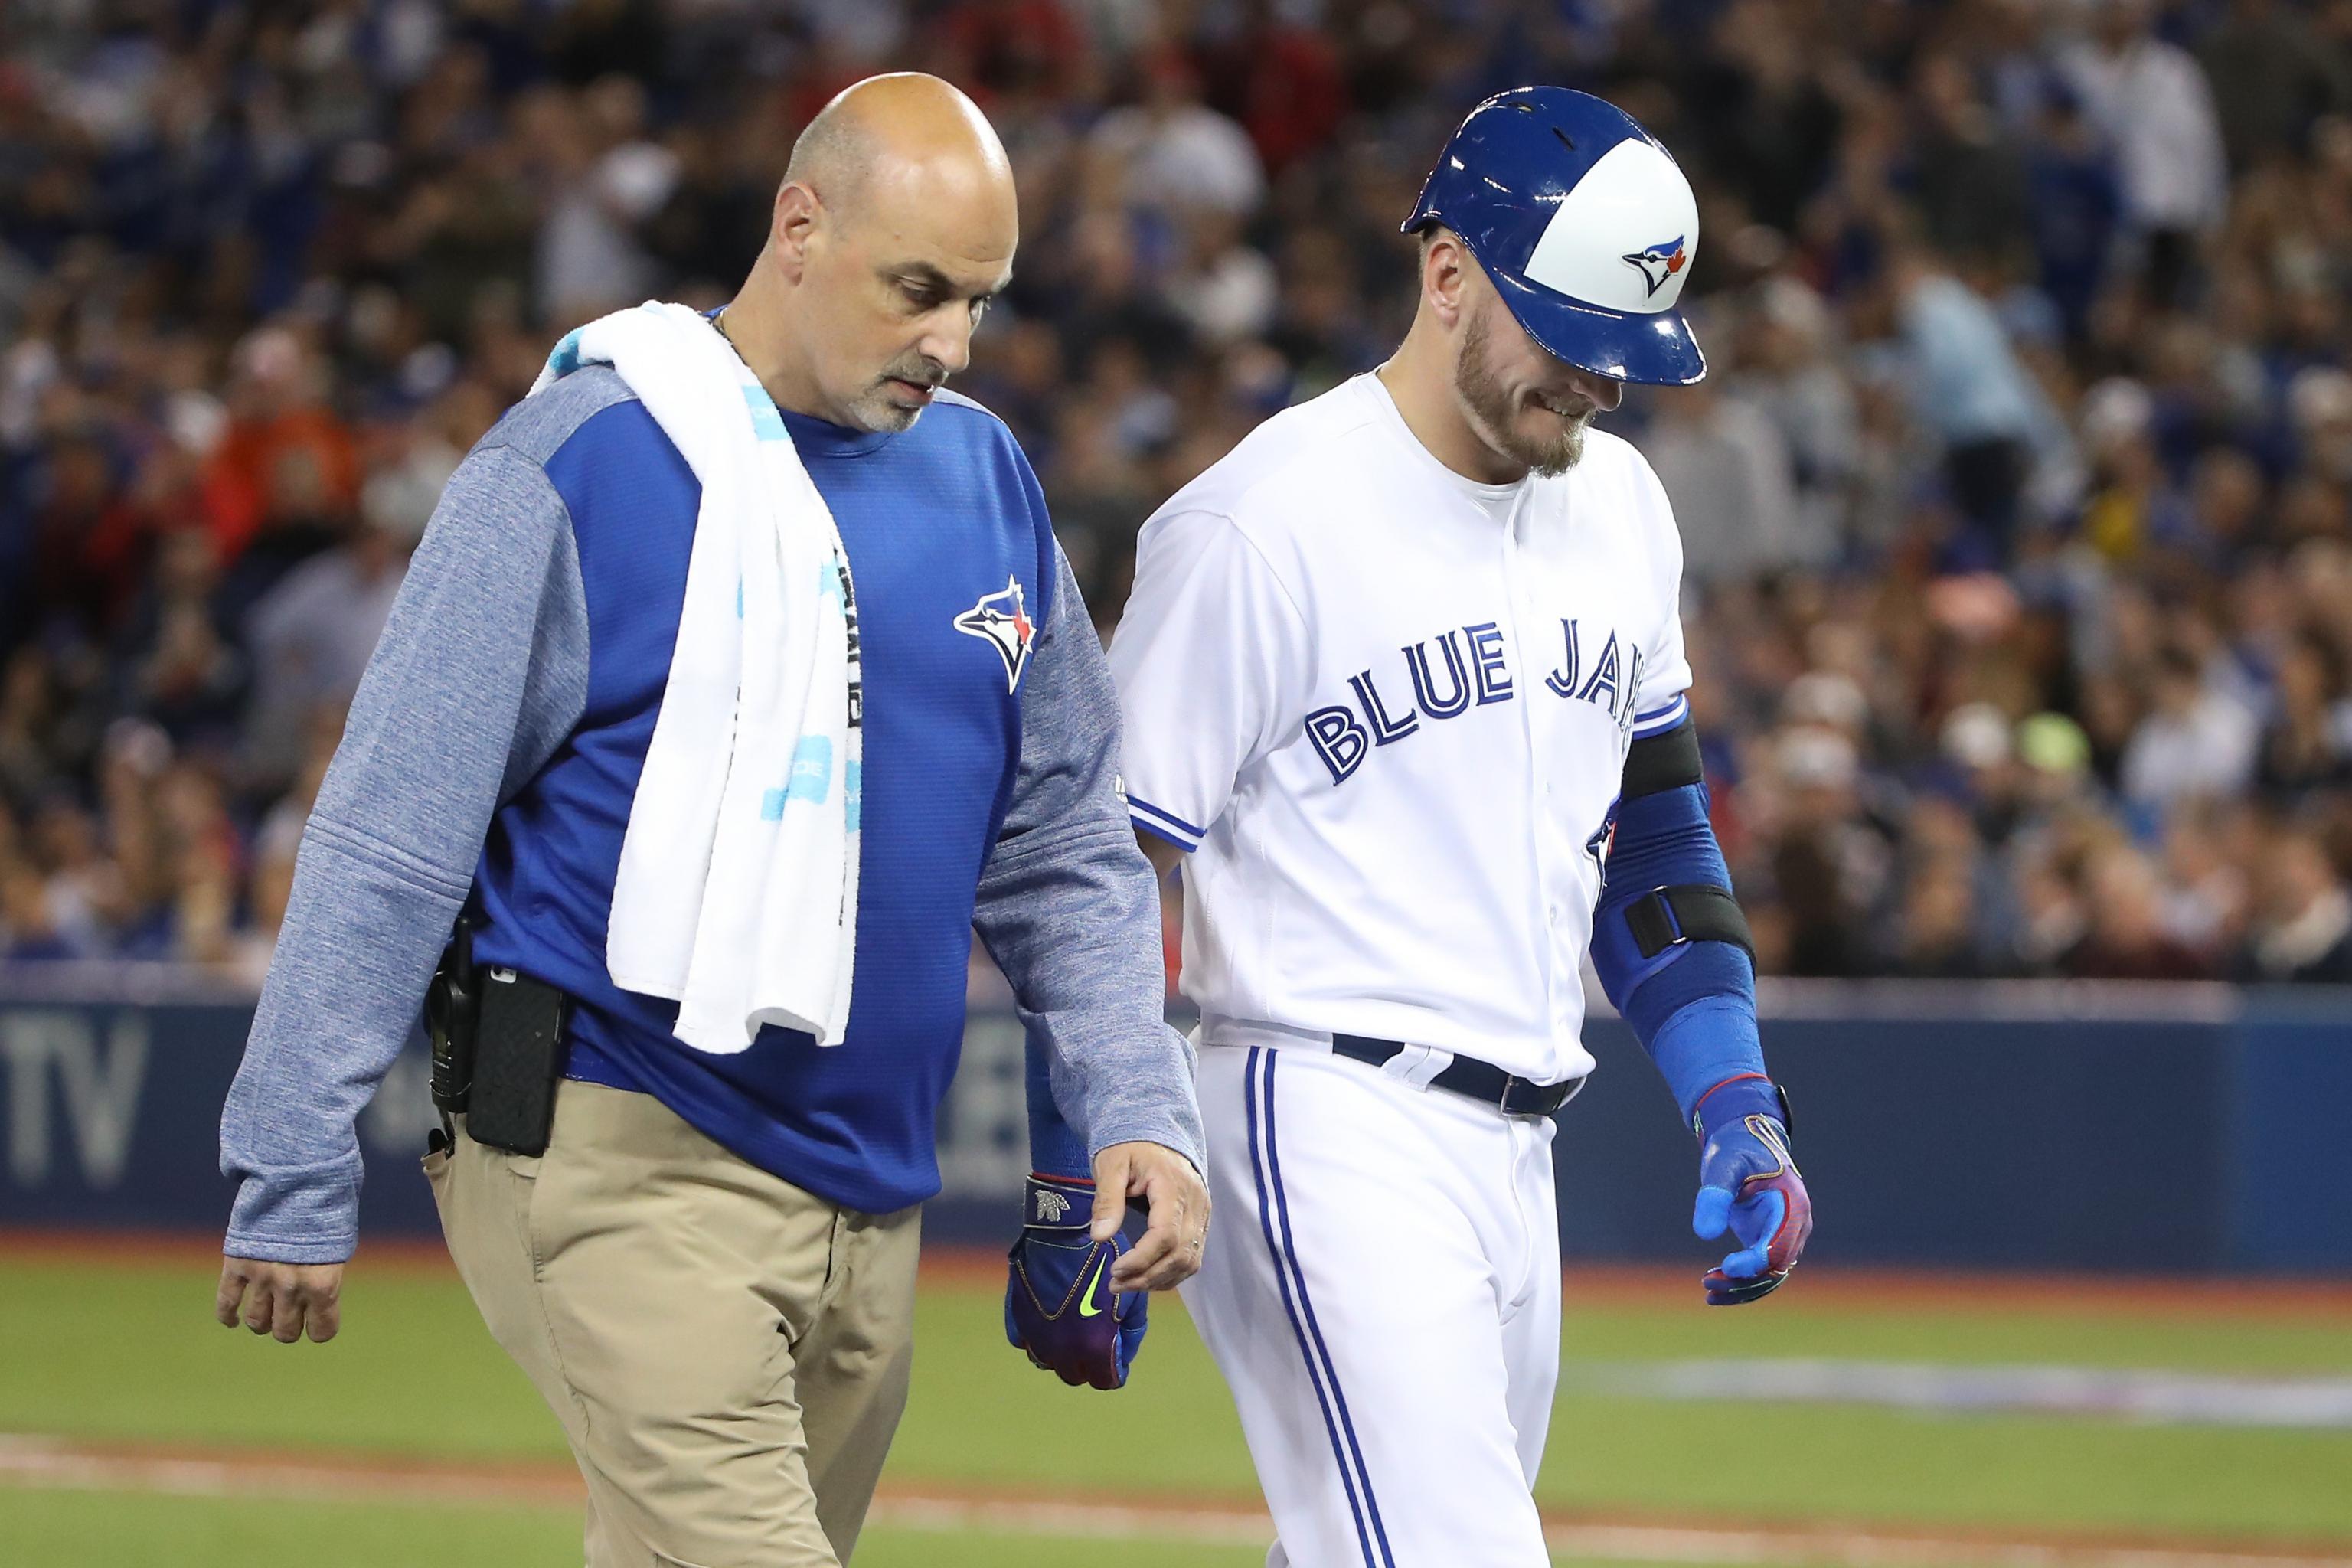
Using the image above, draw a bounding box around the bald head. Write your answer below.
[785,73,1015,234]
[730,74,1018,433]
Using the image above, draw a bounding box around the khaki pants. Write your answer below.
[425,1080,920,1567]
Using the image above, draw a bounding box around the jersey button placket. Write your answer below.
[1501,498,1568,1063]
[1537,505,1597,1067]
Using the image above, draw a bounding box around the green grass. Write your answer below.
[0,1488,578,1565]
[2,1266,560,1459]
[904,1276,2352,1544]
[1540,1393,2352,1541]
[3,1253,2350,1563]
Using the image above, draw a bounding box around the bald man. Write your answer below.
[215,75,1207,1566]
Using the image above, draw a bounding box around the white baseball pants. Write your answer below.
[1181,1043,1562,1568]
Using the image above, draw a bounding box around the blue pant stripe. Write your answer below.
[1263,1050,1397,1568]
[1246,1047,1377,1568]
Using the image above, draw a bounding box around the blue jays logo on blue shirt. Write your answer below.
[954,575,1035,694]
[1621,236,1688,299]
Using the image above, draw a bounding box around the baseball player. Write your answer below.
[1102,87,1816,1564]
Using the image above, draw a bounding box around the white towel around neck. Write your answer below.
[531,302,862,1051]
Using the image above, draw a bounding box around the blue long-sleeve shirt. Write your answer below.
[220,366,1200,1263]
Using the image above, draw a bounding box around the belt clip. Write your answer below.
[1496,1073,1525,1112]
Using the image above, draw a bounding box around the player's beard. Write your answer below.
[1453,307,1592,478]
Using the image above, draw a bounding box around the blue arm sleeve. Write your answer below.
[1590,763,1772,1133]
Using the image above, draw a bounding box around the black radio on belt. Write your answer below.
[425,920,569,1157]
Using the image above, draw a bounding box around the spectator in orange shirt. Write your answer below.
[201,329,358,569]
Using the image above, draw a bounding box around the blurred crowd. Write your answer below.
[4,0,2351,985]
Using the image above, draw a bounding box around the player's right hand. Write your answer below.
[215,1256,345,1343]
[1004,1174,1149,1390]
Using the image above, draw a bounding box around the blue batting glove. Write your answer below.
[1690,1075,1813,1306]
[1004,1174,1149,1390]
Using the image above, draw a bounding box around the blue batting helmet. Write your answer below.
[1403,87,1707,386]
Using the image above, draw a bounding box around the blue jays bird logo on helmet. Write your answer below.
[955,576,1035,693]
[1622,236,1689,299]
[1403,87,1707,385]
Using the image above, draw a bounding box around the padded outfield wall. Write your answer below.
[0,967,2344,1275]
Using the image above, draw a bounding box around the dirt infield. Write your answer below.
[8,1228,2352,1319]
[5,1434,2350,1568]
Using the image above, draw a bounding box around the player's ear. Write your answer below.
[1419,228,1473,328]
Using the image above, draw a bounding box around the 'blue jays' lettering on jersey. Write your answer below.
[1306,618,1646,786]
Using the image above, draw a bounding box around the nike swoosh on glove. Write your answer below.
[1690,1076,1813,1305]
[1004,1174,1148,1389]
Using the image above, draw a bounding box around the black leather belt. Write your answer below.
[1330,1034,1586,1117]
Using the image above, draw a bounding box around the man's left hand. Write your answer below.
[1093,1140,1207,1292]
[1006,1174,1148,1390]
[1691,1108,1811,1305]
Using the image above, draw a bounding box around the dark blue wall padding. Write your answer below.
[2,973,2344,1274]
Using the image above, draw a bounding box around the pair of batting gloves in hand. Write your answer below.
[1004,1174,1148,1389]
[1690,1073,1814,1305]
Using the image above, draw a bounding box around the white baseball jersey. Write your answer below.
[1109,371,1694,1085]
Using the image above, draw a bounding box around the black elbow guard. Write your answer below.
[1622,718,1705,799]
[1606,718,1756,967]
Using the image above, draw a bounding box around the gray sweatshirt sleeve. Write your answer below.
[972,547,1206,1171]
[219,442,590,1263]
